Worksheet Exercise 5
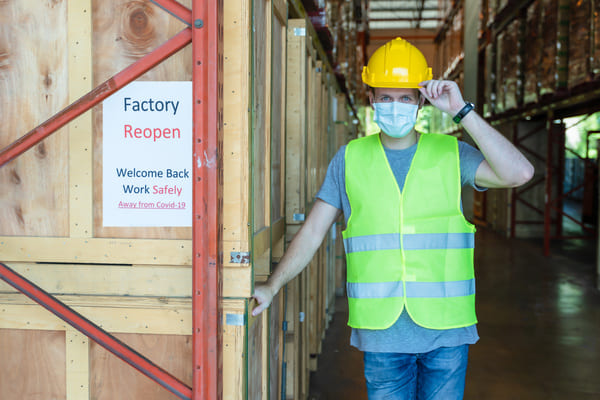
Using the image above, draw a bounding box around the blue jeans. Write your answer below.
[363,345,469,400]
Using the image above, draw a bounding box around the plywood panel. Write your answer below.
[0,1,69,237]
[92,0,192,239]
[90,333,192,400]
[0,329,66,400]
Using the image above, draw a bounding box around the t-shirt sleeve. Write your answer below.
[315,145,346,210]
[458,140,487,191]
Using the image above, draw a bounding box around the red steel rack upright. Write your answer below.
[0,0,222,399]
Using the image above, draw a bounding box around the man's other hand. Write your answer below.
[251,283,274,316]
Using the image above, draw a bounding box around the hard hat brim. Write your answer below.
[365,81,425,89]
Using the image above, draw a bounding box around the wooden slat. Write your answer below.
[66,329,90,400]
[0,262,191,297]
[0,294,191,335]
[223,0,251,248]
[0,236,191,265]
[285,20,308,225]
[68,0,93,239]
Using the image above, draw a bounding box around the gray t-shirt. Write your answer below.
[316,134,486,354]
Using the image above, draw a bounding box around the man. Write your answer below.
[252,37,533,399]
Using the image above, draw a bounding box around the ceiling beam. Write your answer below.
[370,7,438,12]
[370,17,442,22]
[416,0,427,29]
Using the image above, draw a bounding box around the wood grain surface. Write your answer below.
[0,329,66,400]
[0,1,69,237]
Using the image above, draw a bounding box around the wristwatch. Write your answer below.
[452,102,475,123]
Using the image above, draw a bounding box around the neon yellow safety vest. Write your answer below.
[343,133,477,330]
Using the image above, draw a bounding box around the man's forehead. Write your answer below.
[373,87,419,96]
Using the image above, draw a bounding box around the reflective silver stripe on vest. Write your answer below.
[344,232,474,253]
[346,281,404,299]
[344,233,400,253]
[347,278,475,299]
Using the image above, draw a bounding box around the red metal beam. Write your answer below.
[192,0,222,399]
[0,263,192,400]
[0,28,192,168]
[516,197,545,215]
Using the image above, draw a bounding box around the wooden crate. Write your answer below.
[284,20,312,399]
[282,18,351,399]
[0,0,290,399]
[0,2,193,399]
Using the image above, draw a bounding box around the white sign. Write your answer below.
[102,81,192,227]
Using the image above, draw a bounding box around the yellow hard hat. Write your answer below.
[362,37,432,88]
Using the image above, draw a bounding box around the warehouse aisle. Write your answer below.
[309,228,600,400]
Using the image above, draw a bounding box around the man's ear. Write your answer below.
[418,93,426,109]
[368,89,374,106]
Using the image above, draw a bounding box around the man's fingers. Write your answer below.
[252,301,269,316]
[418,86,433,102]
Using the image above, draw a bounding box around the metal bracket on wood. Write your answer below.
[230,252,251,264]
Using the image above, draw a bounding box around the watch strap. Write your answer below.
[453,102,474,123]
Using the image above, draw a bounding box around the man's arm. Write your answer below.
[419,80,534,189]
[252,199,341,316]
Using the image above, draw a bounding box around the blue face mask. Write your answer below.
[373,102,419,138]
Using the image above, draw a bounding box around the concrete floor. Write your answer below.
[308,228,600,399]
